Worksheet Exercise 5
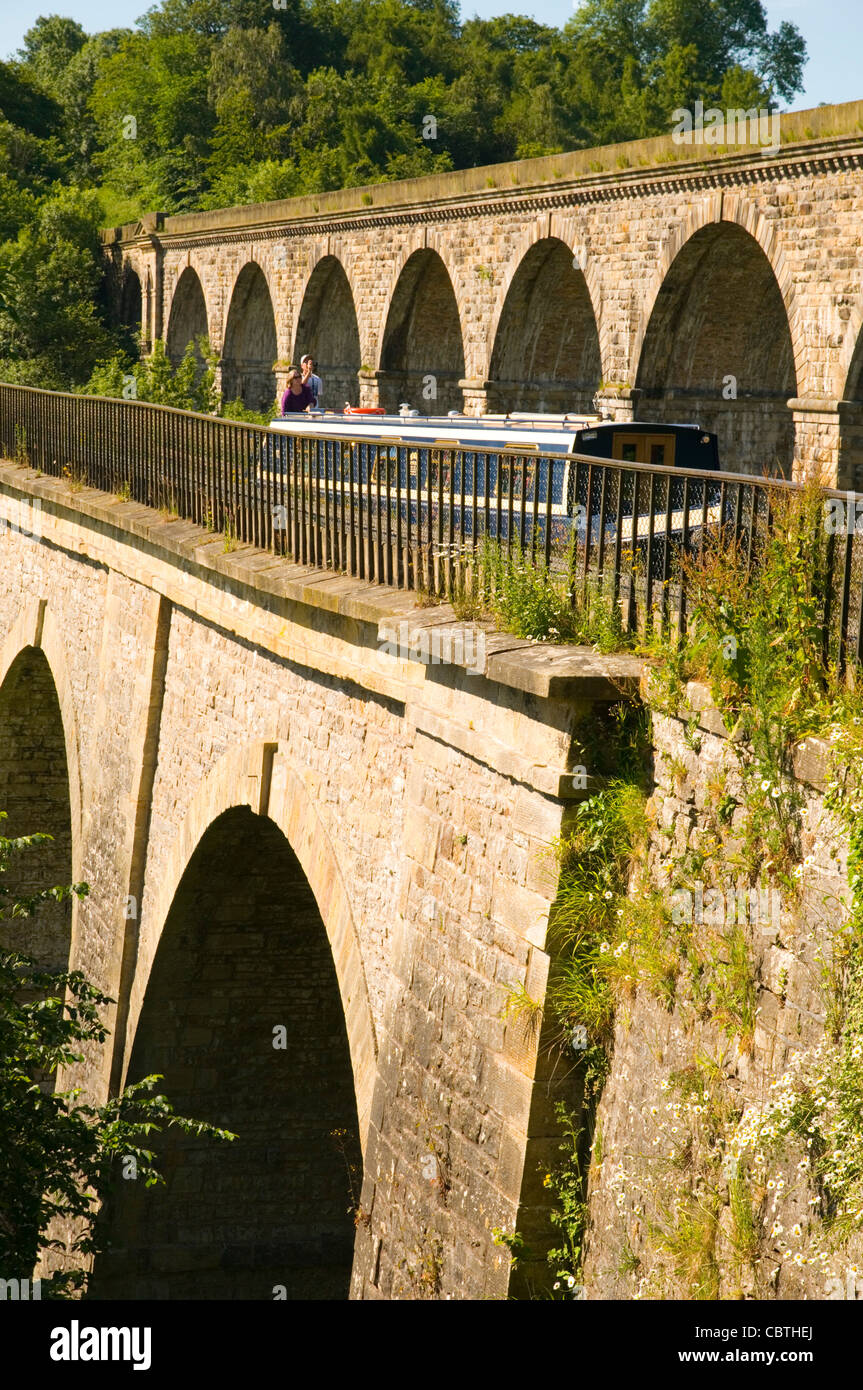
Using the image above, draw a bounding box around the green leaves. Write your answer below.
[0,827,234,1295]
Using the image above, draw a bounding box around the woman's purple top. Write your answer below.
[280,383,314,413]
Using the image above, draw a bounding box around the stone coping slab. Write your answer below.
[0,458,643,705]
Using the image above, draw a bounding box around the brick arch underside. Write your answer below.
[294,257,361,408]
[635,222,797,476]
[0,646,73,974]
[221,263,278,413]
[380,249,465,413]
[166,266,209,367]
[488,237,601,413]
[89,804,363,1301]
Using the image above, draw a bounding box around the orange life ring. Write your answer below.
[344,406,386,415]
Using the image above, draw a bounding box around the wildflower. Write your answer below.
[599,942,610,953]
[604,890,613,900]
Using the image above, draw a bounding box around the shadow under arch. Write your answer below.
[487,236,601,413]
[119,266,142,353]
[835,315,863,491]
[166,266,209,366]
[634,219,798,476]
[0,604,79,975]
[293,255,361,409]
[89,801,364,1300]
[379,247,466,413]
[221,262,278,413]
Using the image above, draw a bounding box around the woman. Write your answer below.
[301,355,323,407]
[280,367,314,414]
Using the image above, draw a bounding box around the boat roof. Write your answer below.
[269,411,603,451]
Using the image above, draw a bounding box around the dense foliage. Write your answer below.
[16,1,806,215]
[0,0,806,388]
[0,818,233,1295]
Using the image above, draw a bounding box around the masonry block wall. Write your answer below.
[583,685,858,1300]
[107,100,863,485]
[0,457,643,1299]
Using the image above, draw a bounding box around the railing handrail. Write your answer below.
[0,386,844,500]
[2,382,859,500]
[0,381,860,673]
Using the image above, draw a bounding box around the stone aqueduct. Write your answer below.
[106,99,863,487]
[2,101,863,1302]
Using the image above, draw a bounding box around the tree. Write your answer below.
[0,58,63,140]
[85,336,221,415]
[0,817,234,1296]
[0,188,117,389]
[90,31,215,211]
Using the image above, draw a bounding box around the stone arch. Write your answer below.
[125,742,376,1148]
[835,311,863,490]
[0,601,83,975]
[165,265,209,367]
[119,265,142,345]
[293,255,361,408]
[378,247,466,413]
[634,205,799,475]
[221,262,278,413]
[836,299,863,404]
[487,235,602,413]
[90,796,363,1300]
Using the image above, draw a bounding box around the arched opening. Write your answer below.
[839,327,863,492]
[0,648,73,974]
[221,263,278,413]
[119,268,143,353]
[293,257,361,410]
[165,267,209,367]
[89,806,361,1300]
[380,250,465,414]
[488,238,601,413]
[635,223,797,476]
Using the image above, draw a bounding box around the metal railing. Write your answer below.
[1,383,862,671]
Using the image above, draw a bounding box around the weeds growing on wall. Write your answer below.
[527,700,653,1297]
[536,478,863,1299]
[453,536,634,652]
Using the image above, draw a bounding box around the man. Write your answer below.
[280,367,314,414]
[301,355,323,407]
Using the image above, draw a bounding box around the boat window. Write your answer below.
[612,432,676,466]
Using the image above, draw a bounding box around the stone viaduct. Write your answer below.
[0,452,640,1300]
[105,99,863,488]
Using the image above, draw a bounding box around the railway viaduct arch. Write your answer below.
[105,99,863,486]
[0,456,641,1299]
